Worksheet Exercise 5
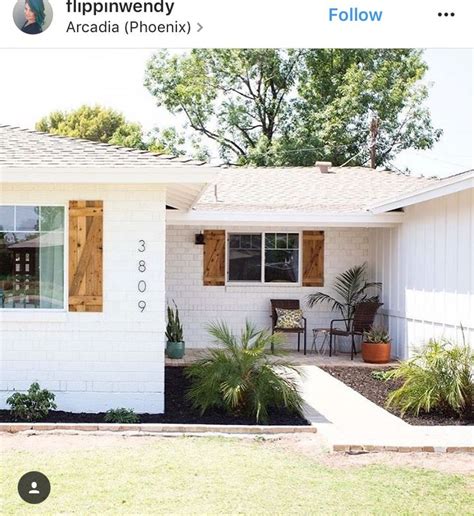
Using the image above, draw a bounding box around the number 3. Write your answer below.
[138,240,146,252]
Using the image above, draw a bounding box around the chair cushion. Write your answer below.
[275,308,303,329]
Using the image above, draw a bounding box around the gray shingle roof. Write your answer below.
[1,124,465,215]
[195,167,442,214]
[0,125,208,168]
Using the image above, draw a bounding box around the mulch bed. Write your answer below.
[0,367,309,426]
[320,366,473,426]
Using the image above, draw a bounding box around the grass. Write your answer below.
[1,437,473,515]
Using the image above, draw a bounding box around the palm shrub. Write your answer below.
[386,338,473,417]
[307,263,381,330]
[185,321,304,423]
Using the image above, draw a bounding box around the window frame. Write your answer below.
[0,203,68,312]
[225,230,302,286]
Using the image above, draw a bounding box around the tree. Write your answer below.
[36,105,209,160]
[145,49,302,164]
[147,127,185,155]
[290,49,442,167]
[36,105,145,147]
[145,49,442,167]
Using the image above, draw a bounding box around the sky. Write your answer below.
[0,48,472,177]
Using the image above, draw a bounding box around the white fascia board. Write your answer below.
[0,167,217,185]
[369,172,474,214]
[166,210,404,227]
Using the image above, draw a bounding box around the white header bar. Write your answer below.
[1,0,473,48]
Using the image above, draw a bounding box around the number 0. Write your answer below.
[138,280,147,293]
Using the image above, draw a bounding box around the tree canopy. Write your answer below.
[36,105,145,147]
[36,105,195,157]
[145,49,442,167]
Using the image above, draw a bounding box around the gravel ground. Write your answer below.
[320,366,473,426]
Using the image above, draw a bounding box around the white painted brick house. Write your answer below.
[1,125,473,413]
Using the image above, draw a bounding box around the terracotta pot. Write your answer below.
[361,341,391,364]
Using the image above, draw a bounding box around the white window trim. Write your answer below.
[0,203,68,313]
[225,230,302,287]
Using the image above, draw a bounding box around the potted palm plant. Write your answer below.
[307,263,381,352]
[362,327,391,363]
[165,302,185,359]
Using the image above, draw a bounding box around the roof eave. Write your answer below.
[0,166,217,185]
[166,210,404,228]
[369,171,474,214]
[1,166,218,211]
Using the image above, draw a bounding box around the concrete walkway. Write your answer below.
[300,366,474,452]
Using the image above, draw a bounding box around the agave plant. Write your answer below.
[185,321,303,423]
[307,263,381,330]
[364,326,391,344]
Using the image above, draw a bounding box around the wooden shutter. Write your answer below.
[203,230,225,286]
[302,231,324,287]
[68,201,103,312]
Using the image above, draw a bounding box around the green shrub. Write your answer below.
[6,382,57,421]
[104,408,140,424]
[386,338,473,417]
[371,370,392,381]
[364,327,391,343]
[185,321,304,423]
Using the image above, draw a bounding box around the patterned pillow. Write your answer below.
[275,308,303,329]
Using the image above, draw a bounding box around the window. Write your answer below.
[264,233,299,283]
[228,232,299,284]
[228,233,262,281]
[0,206,65,309]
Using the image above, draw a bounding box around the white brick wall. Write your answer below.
[0,184,166,413]
[166,225,371,349]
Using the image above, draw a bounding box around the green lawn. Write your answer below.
[1,437,472,515]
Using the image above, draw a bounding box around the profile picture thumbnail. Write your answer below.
[12,0,53,35]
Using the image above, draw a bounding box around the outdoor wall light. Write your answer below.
[195,233,205,245]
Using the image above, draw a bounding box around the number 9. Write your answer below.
[138,300,146,312]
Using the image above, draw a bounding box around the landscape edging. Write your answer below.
[0,422,317,435]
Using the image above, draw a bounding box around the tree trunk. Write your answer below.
[369,116,380,169]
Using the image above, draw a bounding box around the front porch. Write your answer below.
[165,348,398,368]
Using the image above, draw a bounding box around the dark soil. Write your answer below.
[321,366,473,426]
[0,367,309,426]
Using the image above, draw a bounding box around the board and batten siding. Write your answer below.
[0,184,167,413]
[369,189,474,358]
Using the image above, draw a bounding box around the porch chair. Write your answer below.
[329,301,383,360]
[270,299,307,355]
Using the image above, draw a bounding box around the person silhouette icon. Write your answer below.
[18,471,50,504]
[28,481,40,495]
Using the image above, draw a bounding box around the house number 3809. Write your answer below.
[138,240,147,312]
